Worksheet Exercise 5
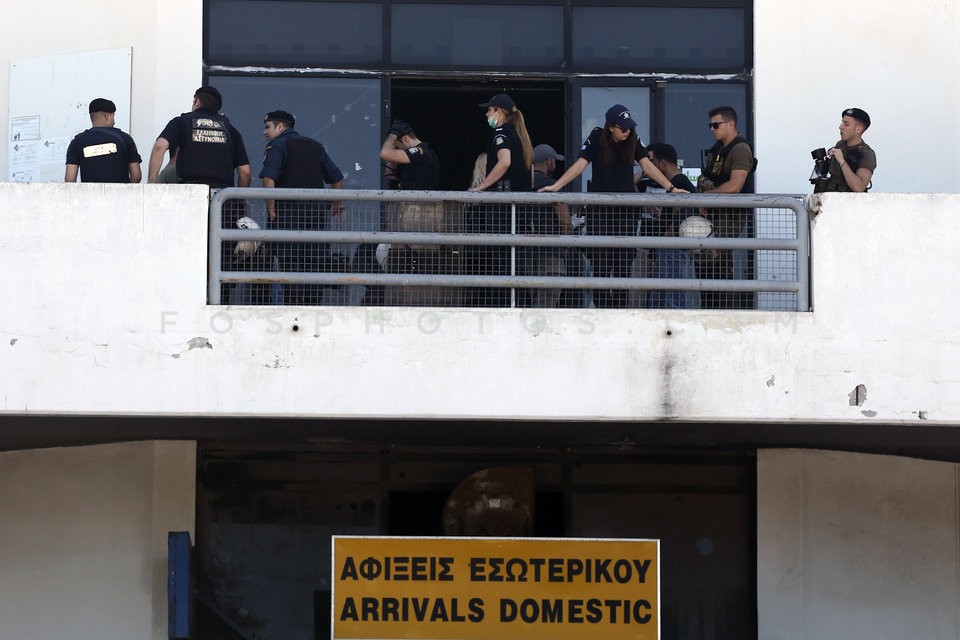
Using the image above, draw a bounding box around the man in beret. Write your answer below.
[261,109,344,305]
[65,98,142,183]
[817,107,876,193]
[147,86,251,189]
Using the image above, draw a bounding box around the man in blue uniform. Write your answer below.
[260,109,345,305]
[147,86,251,189]
[65,98,141,183]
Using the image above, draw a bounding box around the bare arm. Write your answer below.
[330,180,344,216]
[844,167,873,193]
[236,164,252,188]
[540,157,589,192]
[128,162,142,184]
[704,168,748,194]
[470,148,510,191]
[262,176,277,222]
[379,133,410,165]
[64,165,79,182]
[148,138,170,183]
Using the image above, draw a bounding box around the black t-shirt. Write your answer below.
[650,172,698,236]
[528,169,564,235]
[158,109,249,187]
[578,127,649,193]
[396,142,439,190]
[65,126,141,183]
[485,123,530,191]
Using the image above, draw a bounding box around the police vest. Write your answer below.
[702,136,758,192]
[178,112,235,185]
[277,137,328,189]
[815,144,872,193]
[79,127,132,182]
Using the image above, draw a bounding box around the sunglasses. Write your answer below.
[708,121,729,130]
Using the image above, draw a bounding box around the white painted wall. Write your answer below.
[754,0,960,194]
[0,440,196,640]
[0,0,202,180]
[0,184,958,424]
[757,449,960,639]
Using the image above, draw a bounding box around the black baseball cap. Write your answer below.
[88,98,116,114]
[605,104,637,129]
[478,93,516,111]
[264,110,295,127]
[194,86,223,111]
[842,107,871,129]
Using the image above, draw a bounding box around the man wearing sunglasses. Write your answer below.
[697,106,756,309]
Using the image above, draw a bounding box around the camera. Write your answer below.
[809,147,831,185]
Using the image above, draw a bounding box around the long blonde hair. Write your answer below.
[501,108,534,169]
[469,153,487,189]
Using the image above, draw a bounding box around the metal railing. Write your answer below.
[209,188,810,311]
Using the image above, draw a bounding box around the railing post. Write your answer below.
[510,200,517,308]
[208,189,222,305]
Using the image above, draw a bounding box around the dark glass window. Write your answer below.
[663,82,748,173]
[572,6,745,71]
[207,1,383,66]
[391,3,564,68]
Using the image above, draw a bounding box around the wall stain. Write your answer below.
[848,384,867,407]
[188,337,213,351]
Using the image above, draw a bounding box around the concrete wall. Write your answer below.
[758,449,960,639]
[0,0,202,179]
[754,0,960,194]
[0,440,196,640]
[0,183,958,424]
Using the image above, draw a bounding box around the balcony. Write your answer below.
[1,182,957,432]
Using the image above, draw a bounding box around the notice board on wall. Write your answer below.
[8,47,132,182]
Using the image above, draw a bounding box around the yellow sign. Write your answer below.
[332,536,660,640]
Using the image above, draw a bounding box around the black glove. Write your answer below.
[389,119,412,138]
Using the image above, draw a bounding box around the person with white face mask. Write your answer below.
[470,93,533,194]
[467,93,535,307]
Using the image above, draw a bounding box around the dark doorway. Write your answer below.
[389,79,566,190]
[195,444,755,640]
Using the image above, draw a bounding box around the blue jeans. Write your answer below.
[649,249,700,309]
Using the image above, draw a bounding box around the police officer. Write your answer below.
[379,119,439,191]
[260,109,345,305]
[467,93,535,307]
[65,98,141,183]
[817,107,876,193]
[698,105,756,309]
[378,119,450,304]
[470,93,533,196]
[541,104,681,308]
[147,86,251,189]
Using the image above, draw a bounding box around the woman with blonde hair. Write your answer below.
[467,93,533,306]
[469,93,533,193]
[469,152,487,190]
